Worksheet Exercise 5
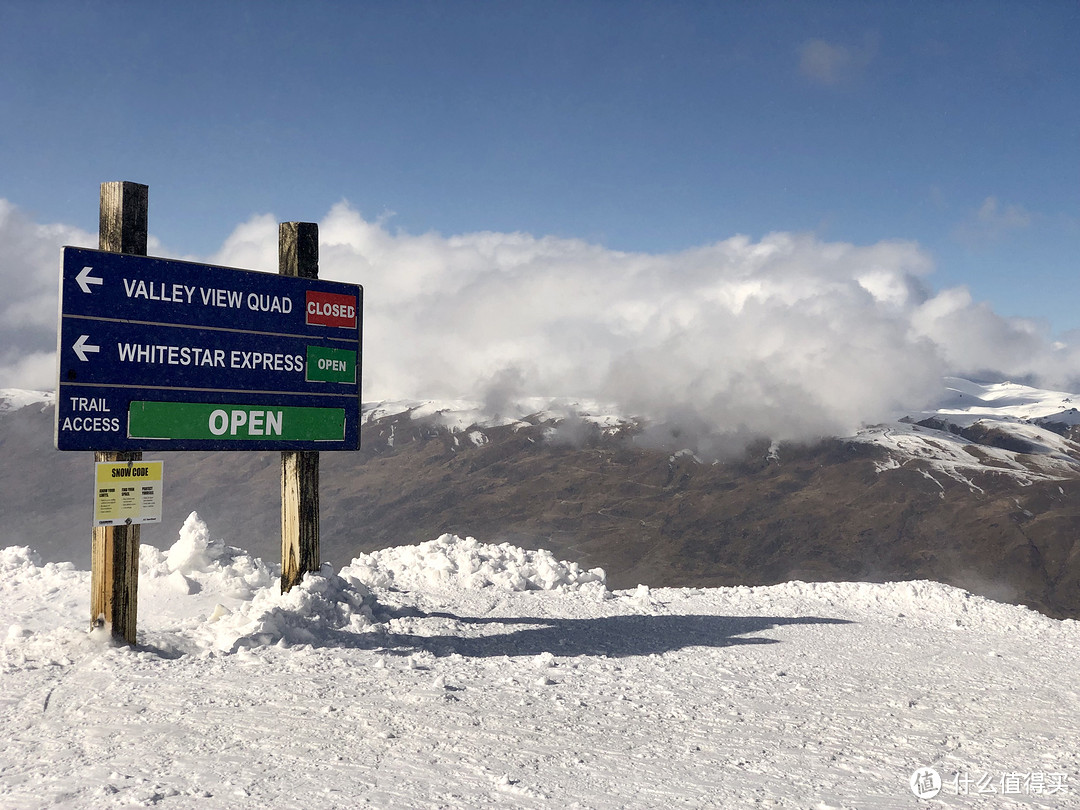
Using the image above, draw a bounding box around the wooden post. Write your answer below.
[91,181,148,644]
[279,222,320,592]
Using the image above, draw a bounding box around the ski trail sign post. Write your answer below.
[55,182,362,643]
[55,248,362,451]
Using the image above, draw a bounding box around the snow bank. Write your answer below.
[171,530,608,654]
[159,522,607,653]
[0,515,610,657]
[183,531,608,653]
[342,533,607,595]
[1,546,102,670]
[134,512,376,653]
[713,578,1073,638]
[6,512,1068,667]
[0,545,83,613]
[139,511,275,600]
[1,544,42,571]
[189,565,376,653]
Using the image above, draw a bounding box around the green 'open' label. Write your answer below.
[128,401,346,441]
[306,345,356,383]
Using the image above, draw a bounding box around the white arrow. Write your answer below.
[72,334,100,362]
[75,266,103,294]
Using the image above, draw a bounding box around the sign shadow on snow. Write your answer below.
[374,613,855,659]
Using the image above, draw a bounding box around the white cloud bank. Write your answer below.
[4,198,1079,455]
[0,200,95,390]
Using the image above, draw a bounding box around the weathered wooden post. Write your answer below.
[91,181,147,644]
[279,222,320,592]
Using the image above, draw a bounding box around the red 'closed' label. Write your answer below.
[306,291,357,328]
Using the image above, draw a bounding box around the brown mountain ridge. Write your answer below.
[3,397,1080,620]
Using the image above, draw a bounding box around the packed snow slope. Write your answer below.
[3,515,1079,809]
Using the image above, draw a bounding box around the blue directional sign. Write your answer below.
[55,247,362,451]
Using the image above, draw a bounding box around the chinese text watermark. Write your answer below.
[911,767,1068,799]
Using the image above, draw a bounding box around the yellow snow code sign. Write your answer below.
[94,461,163,527]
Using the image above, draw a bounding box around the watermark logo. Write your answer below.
[910,767,942,799]
[910,767,1068,799]
[952,770,1068,796]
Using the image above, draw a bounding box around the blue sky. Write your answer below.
[2,1,1079,413]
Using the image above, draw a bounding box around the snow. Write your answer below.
[934,377,1079,423]
[852,377,1080,486]
[360,379,1080,487]
[0,388,52,415]
[363,397,628,436]
[342,534,606,595]
[3,513,1079,808]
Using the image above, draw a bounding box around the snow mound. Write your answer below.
[0,544,42,571]
[181,529,607,653]
[343,534,607,594]
[139,511,275,599]
[1,546,100,671]
[191,565,376,653]
[714,578,1071,637]
[0,545,82,602]
[135,512,376,653]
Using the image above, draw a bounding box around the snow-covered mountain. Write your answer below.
[855,377,1080,486]
[4,377,1080,620]
[2,520,1078,808]
[0,388,52,416]
[14,376,1080,485]
[361,376,1080,484]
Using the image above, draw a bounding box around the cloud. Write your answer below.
[0,349,56,392]
[798,35,877,86]
[910,286,1080,384]
[953,196,1034,245]
[304,204,1080,452]
[3,198,1078,458]
[207,213,279,272]
[0,200,95,391]
[976,196,1031,230]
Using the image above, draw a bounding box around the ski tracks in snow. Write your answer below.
[2,553,1080,808]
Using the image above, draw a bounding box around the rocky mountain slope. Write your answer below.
[4,379,1080,619]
